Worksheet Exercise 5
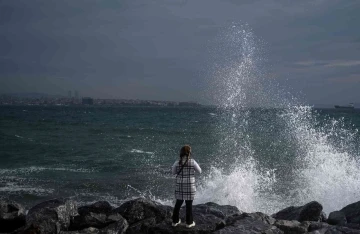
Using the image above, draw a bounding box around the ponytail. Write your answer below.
[179,145,191,165]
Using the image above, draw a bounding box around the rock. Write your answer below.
[149,213,225,234]
[69,209,127,231]
[328,211,347,226]
[126,217,157,234]
[69,212,108,230]
[78,201,113,216]
[308,222,330,232]
[0,199,26,232]
[340,201,360,224]
[110,198,172,225]
[99,218,128,234]
[24,198,78,234]
[60,227,100,233]
[320,212,327,222]
[214,213,283,234]
[179,202,241,220]
[272,201,323,222]
[274,220,308,234]
[308,225,360,234]
[344,223,360,230]
[225,212,276,226]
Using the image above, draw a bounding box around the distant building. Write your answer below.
[178,102,201,107]
[82,97,94,105]
[68,90,72,98]
[75,90,79,99]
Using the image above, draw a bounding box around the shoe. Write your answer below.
[172,219,181,227]
[186,222,195,228]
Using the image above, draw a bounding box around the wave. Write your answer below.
[199,24,360,214]
[0,182,54,195]
[0,166,95,175]
[130,149,154,155]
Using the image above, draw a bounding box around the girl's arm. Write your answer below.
[193,160,202,173]
[172,161,178,175]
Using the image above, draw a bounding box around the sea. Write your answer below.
[1,105,360,215]
[1,26,360,215]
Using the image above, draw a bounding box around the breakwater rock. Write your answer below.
[2,198,360,233]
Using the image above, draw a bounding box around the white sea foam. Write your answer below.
[0,166,95,175]
[198,24,360,214]
[130,149,154,155]
[0,182,54,195]
[15,135,23,138]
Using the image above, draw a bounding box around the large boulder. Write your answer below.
[274,220,309,234]
[99,218,128,234]
[214,213,283,234]
[179,202,241,220]
[340,201,360,224]
[70,212,108,230]
[146,202,240,234]
[69,201,118,231]
[149,213,225,234]
[78,201,113,216]
[228,212,276,226]
[61,218,128,234]
[272,201,323,222]
[23,198,78,234]
[110,198,172,225]
[328,211,347,226]
[60,227,100,234]
[126,217,157,234]
[0,199,26,232]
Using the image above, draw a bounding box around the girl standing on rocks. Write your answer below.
[171,145,202,228]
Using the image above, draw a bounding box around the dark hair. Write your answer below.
[179,145,191,165]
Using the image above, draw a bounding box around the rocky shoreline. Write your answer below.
[1,198,360,234]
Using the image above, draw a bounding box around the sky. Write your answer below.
[0,0,360,105]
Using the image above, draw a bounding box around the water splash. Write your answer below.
[199,24,360,214]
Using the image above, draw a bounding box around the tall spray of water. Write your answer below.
[198,25,360,214]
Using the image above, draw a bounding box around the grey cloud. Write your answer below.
[0,0,359,104]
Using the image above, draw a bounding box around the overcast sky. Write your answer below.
[0,0,359,105]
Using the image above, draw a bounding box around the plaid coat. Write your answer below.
[173,158,198,200]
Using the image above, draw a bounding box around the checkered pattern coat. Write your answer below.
[174,158,198,200]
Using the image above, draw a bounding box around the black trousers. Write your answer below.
[172,199,193,224]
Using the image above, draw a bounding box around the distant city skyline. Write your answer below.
[1,0,359,105]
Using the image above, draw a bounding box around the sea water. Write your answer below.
[1,26,360,214]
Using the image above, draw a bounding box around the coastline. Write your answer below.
[2,197,360,234]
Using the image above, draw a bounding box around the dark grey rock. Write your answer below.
[78,201,113,216]
[149,213,225,234]
[274,220,308,234]
[60,227,100,234]
[126,217,156,234]
[344,223,360,230]
[69,212,108,230]
[178,202,241,222]
[69,209,127,231]
[24,198,78,234]
[214,214,283,234]
[309,226,360,234]
[272,201,323,222]
[225,212,276,226]
[308,222,331,232]
[320,211,328,222]
[340,201,360,224]
[99,218,128,234]
[328,211,347,226]
[111,198,172,225]
[309,221,360,234]
[0,199,26,232]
